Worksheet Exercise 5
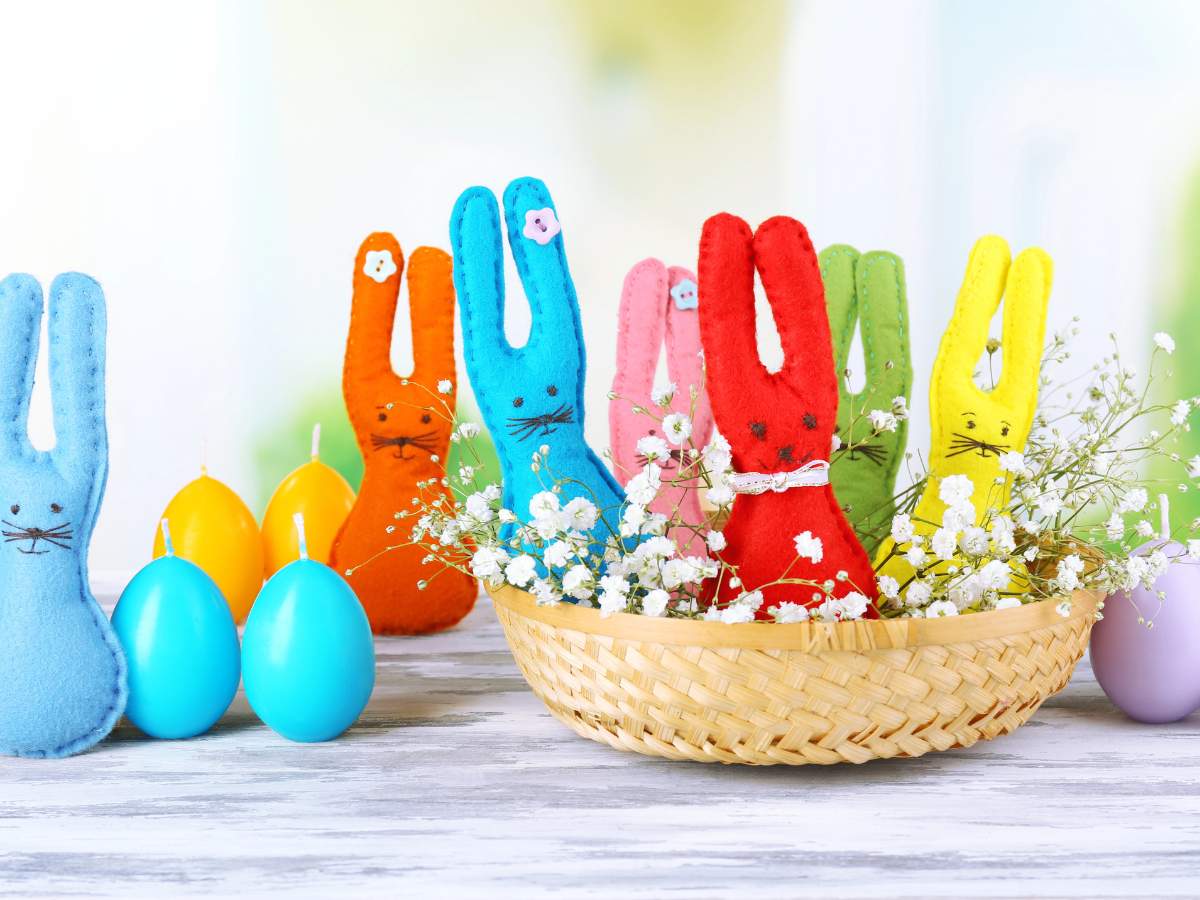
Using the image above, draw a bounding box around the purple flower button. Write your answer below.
[523,208,560,245]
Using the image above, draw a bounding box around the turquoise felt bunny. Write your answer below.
[450,177,624,545]
[0,273,126,758]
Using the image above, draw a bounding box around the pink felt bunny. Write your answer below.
[609,259,713,555]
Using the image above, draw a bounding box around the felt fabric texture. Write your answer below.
[874,236,1052,586]
[0,273,126,758]
[698,215,878,616]
[819,245,912,555]
[328,233,477,635]
[451,177,625,546]
[609,259,713,555]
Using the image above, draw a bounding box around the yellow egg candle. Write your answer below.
[153,465,265,622]
[261,424,356,577]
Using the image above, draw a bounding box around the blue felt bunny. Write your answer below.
[0,273,126,758]
[450,177,624,544]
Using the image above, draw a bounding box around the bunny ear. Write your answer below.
[47,273,106,478]
[0,274,42,456]
[663,265,700,390]
[407,246,457,394]
[819,244,860,392]
[451,185,515,379]
[995,246,1052,417]
[346,232,406,390]
[855,250,911,406]
[663,265,712,443]
[612,258,669,403]
[609,258,669,476]
[933,236,1011,397]
[502,178,583,355]
[698,213,770,421]
[752,217,837,400]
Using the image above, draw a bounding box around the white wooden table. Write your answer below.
[2,594,1199,898]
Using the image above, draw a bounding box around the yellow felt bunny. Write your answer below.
[875,236,1051,592]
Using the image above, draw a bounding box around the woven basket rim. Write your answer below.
[488,584,1102,651]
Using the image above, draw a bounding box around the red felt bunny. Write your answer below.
[698,214,878,617]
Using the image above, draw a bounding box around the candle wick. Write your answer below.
[160,518,175,557]
[311,423,321,462]
[293,512,310,561]
[1159,493,1170,542]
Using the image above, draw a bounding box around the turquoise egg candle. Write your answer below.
[111,519,241,739]
[242,513,375,742]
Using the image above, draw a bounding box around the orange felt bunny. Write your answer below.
[329,232,476,634]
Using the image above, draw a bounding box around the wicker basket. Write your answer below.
[490,585,1101,765]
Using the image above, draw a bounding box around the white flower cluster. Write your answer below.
[863,395,910,435]
[879,475,1020,617]
[406,328,1200,627]
[872,329,1200,619]
[406,401,877,623]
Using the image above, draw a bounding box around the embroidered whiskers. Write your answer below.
[946,431,1008,459]
[370,431,438,459]
[507,404,574,442]
[2,520,73,554]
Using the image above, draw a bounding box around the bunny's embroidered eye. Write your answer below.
[546,385,558,397]
[513,397,524,408]
[378,412,388,422]
[802,413,817,430]
[749,421,767,440]
[778,445,794,462]
[9,504,18,515]
[421,413,432,424]
[1001,423,1010,437]
[50,503,62,514]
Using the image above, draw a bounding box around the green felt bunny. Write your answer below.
[819,245,912,554]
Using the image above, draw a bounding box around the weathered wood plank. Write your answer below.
[1,594,1197,898]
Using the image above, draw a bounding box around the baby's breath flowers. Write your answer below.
[871,326,1200,620]
[398,365,878,622]
[396,325,1198,626]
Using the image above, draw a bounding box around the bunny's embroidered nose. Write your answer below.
[363,249,398,283]
[522,208,560,245]
[671,279,699,310]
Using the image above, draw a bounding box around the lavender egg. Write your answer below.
[1090,541,1200,724]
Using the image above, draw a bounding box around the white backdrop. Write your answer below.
[2,0,1199,576]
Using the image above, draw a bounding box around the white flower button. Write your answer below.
[364,249,397,283]
[523,208,560,245]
